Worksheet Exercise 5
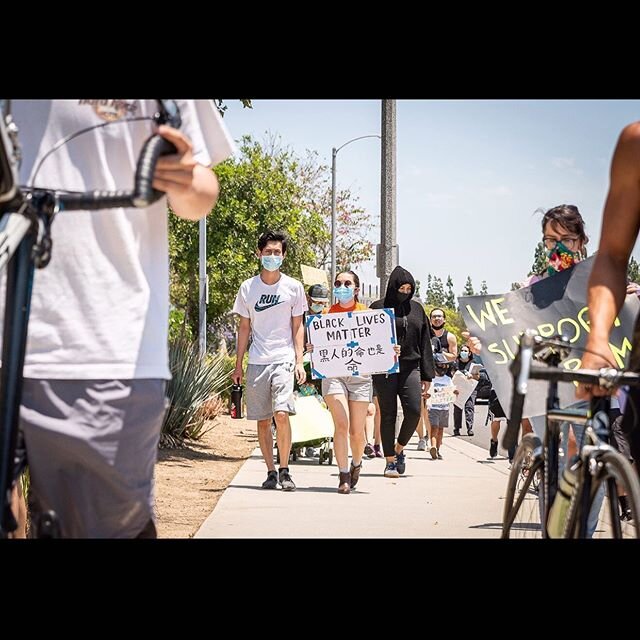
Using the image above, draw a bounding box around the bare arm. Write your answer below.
[444,333,458,362]
[231,316,251,385]
[292,314,306,385]
[579,123,640,393]
[155,125,220,221]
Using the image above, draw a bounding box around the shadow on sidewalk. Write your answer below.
[230,484,371,495]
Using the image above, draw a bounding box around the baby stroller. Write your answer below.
[273,360,335,465]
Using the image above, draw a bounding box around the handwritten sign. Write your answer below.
[459,255,640,418]
[307,308,399,379]
[427,384,456,407]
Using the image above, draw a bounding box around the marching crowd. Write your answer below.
[4,99,640,537]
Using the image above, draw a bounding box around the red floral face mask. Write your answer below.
[546,241,582,275]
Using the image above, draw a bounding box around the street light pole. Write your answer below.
[330,134,381,303]
[330,147,337,303]
[198,217,207,357]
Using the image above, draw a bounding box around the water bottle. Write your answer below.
[546,463,578,538]
[230,384,243,419]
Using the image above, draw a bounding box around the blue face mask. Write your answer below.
[261,255,283,271]
[460,350,470,360]
[333,286,354,302]
[310,302,326,313]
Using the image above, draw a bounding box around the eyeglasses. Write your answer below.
[334,280,354,287]
[543,236,579,250]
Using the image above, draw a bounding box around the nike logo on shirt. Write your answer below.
[254,300,284,312]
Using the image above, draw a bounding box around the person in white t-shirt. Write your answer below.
[232,231,307,491]
[5,100,234,538]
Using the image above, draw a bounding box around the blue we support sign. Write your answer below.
[307,308,399,379]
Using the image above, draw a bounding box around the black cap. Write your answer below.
[308,283,330,301]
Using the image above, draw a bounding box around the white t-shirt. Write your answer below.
[232,273,307,365]
[2,99,235,379]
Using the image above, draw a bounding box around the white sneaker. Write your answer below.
[417,437,427,451]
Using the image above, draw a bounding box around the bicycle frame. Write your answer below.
[0,100,181,537]
[503,331,640,538]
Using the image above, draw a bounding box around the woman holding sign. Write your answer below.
[309,270,371,494]
[370,266,435,478]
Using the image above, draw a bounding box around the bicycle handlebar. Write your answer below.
[502,331,640,451]
[2,99,180,213]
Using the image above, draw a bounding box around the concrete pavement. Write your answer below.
[195,429,512,538]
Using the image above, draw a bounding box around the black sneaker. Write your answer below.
[262,470,278,489]
[278,467,296,491]
[395,451,406,475]
[489,439,498,459]
[453,429,461,436]
[467,429,474,436]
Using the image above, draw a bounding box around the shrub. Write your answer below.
[161,338,233,448]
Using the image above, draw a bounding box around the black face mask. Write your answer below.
[396,292,411,304]
[431,321,444,331]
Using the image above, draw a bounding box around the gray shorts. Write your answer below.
[428,408,449,428]
[322,375,372,402]
[20,378,167,538]
[246,361,296,421]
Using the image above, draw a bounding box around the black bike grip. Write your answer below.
[133,135,178,208]
[58,190,135,211]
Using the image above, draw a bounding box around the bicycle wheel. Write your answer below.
[502,433,545,538]
[573,450,640,539]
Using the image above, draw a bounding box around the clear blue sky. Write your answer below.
[223,100,640,299]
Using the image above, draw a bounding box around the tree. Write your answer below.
[425,275,445,306]
[169,135,371,346]
[213,99,253,117]
[445,275,456,309]
[480,280,488,295]
[296,149,374,272]
[629,256,640,284]
[529,241,547,277]
[425,274,433,303]
[462,276,475,296]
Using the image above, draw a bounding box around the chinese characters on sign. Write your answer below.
[307,309,399,379]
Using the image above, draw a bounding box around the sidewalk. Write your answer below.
[195,432,512,538]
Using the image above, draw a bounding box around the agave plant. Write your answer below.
[161,337,233,448]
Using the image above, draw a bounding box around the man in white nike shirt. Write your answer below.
[232,231,307,491]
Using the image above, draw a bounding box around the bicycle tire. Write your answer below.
[572,450,640,539]
[502,433,545,538]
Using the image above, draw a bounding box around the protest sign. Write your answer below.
[459,256,640,418]
[307,308,399,379]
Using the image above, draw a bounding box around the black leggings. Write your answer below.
[373,367,422,457]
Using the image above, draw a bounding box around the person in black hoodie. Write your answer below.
[370,266,435,477]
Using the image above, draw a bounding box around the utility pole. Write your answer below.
[377,100,398,296]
